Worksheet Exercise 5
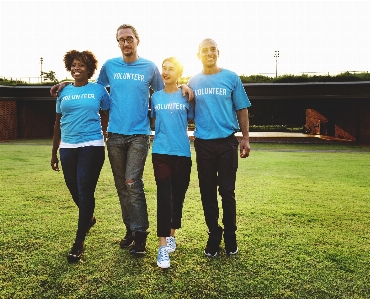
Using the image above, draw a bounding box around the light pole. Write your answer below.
[40,57,43,81]
[274,50,279,78]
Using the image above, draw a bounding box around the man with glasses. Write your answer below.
[188,38,251,257]
[50,24,193,256]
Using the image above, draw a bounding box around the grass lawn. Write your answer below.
[1,139,370,299]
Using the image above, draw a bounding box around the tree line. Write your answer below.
[1,71,369,86]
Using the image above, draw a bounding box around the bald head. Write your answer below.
[198,38,218,54]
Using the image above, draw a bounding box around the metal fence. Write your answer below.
[0,76,72,84]
[0,76,46,84]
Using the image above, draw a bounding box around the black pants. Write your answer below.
[194,134,239,235]
[152,154,192,237]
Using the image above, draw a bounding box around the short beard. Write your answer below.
[123,49,134,57]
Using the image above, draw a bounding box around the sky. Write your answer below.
[1,0,369,82]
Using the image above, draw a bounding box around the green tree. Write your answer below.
[41,71,58,83]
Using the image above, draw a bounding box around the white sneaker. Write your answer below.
[157,246,170,268]
[166,236,176,253]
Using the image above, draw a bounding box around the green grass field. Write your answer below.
[1,139,370,299]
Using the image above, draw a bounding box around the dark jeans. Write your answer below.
[152,154,192,237]
[106,133,150,233]
[194,134,239,235]
[59,146,105,243]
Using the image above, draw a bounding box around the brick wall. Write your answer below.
[306,109,329,135]
[17,101,55,139]
[0,101,17,140]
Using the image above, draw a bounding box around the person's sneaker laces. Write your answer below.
[120,231,134,249]
[157,246,170,268]
[166,236,176,253]
[67,242,85,263]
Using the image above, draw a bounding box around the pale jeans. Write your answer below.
[106,133,150,233]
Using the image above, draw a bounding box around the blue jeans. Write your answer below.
[59,146,105,243]
[106,134,150,233]
[194,134,239,235]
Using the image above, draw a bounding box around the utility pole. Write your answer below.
[40,57,43,82]
[274,50,279,78]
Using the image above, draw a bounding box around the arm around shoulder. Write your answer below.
[50,81,72,97]
[179,84,194,102]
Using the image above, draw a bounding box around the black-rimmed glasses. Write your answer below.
[117,36,134,44]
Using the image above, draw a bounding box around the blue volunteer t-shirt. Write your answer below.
[96,56,164,135]
[56,82,110,144]
[188,68,251,139]
[151,89,195,157]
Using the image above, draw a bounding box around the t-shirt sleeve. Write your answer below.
[100,87,110,111]
[232,76,251,110]
[56,97,61,113]
[150,94,156,118]
[188,99,195,120]
[150,66,164,92]
[96,63,109,87]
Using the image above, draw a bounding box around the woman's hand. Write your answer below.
[50,156,60,172]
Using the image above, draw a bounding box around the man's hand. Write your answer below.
[50,82,70,97]
[179,84,194,101]
[239,137,250,158]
